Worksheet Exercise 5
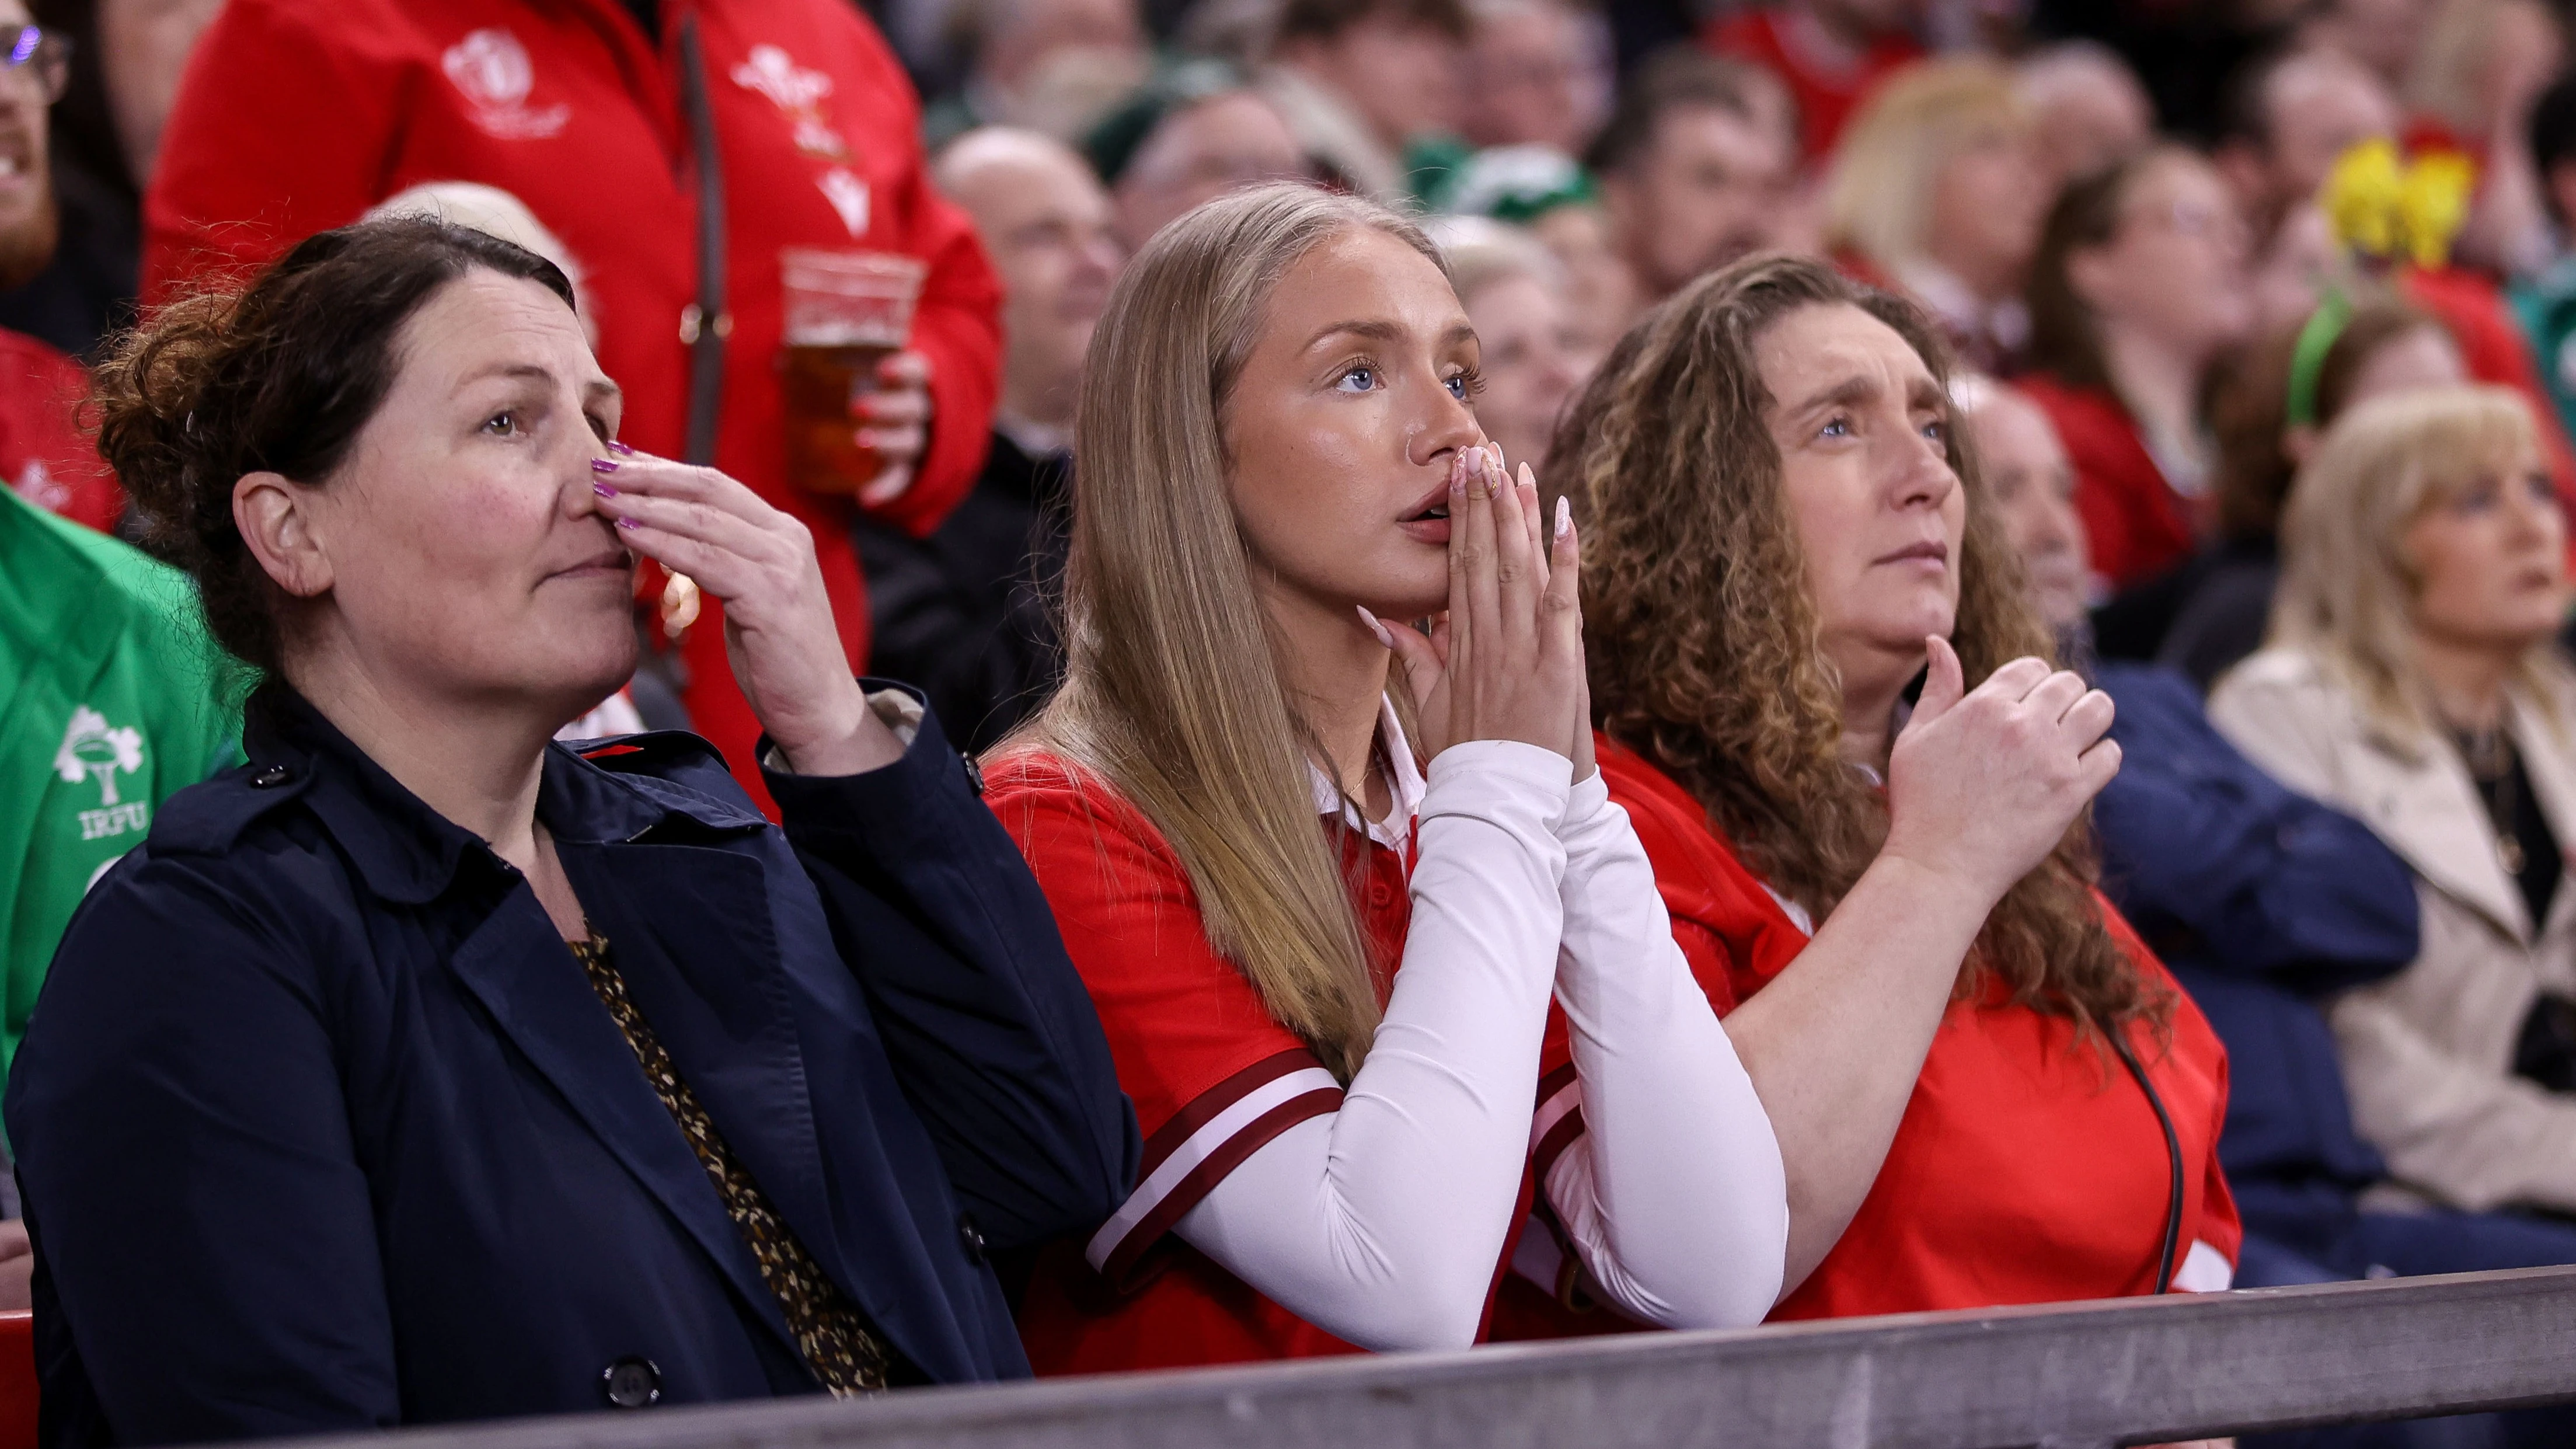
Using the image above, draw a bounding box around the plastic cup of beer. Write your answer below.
[779,248,928,496]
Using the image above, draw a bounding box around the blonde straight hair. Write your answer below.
[1822,57,2030,274]
[1002,182,1446,1082]
[2270,384,2565,743]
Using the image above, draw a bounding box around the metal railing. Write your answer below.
[287,1266,2576,1449]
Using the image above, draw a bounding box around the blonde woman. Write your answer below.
[2212,385,2576,1219]
[1824,58,2049,372]
[987,183,2117,1370]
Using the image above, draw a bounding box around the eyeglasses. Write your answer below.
[2,27,69,105]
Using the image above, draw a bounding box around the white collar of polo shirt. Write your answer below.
[1306,695,1427,851]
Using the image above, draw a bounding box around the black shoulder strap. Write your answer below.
[675,13,728,467]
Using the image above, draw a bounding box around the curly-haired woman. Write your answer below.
[1537,253,2240,1323]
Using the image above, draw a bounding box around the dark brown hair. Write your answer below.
[1543,252,2165,1036]
[93,216,577,677]
[2026,146,2191,394]
[2208,291,2442,542]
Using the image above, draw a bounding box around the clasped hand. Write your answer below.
[1883,639,2121,907]
[1369,445,1592,777]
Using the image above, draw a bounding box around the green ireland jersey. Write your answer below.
[1,485,243,1081]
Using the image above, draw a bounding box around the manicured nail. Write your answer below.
[592,480,618,498]
[1554,495,1572,538]
[1449,460,1466,495]
[607,440,636,455]
[591,458,619,473]
[1356,605,1394,649]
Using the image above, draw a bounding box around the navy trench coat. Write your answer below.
[4,685,1138,1444]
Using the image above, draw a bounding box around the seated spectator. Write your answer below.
[0,4,119,534]
[0,418,243,1312]
[1823,57,2047,371]
[2218,43,2576,488]
[1457,0,1611,157]
[1541,253,2232,1324]
[1975,370,2576,1449]
[0,0,224,360]
[2014,41,2156,192]
[1701,0,1922,165]
[1086,62,1309,252]
[1584,49,1796,315]
[1260,0,1469,200]
[922,0,1153,147]
[857,129,1118,753]
[5,217,1136,1438]
[1425,145,1640,374]
[2212,386,2576,1225]
[2160,295,2465,690]
[994,183,1792,1371]
[2020,147,2253,595]
[1424,215,1584,475]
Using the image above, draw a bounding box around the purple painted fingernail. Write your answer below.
[591,458,620,473]
[592,480,619,498]
[608,440,636,455]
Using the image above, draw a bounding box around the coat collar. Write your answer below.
[2344,684,2576,944]
[244,687,764,907]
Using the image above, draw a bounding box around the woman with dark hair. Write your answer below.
[2019,147,2253,597]
[1545,252,2240,1320]
[2,216,1136,1441]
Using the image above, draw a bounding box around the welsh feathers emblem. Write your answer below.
[54,706,142,807]
[444,29,571,140]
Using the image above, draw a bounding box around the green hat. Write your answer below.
[1083,58,1249,187]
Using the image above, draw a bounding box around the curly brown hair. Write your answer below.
[1543,252,2165,1035]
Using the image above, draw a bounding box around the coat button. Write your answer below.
[957,1212,987,1264]
[250,764,292,788]
[961,754,985,796]
[601,1356,661,1408]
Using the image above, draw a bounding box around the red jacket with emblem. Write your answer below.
[143,0,1002,809]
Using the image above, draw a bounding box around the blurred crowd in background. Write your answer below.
[19,3,2576,1442]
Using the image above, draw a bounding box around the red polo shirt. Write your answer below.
[1591,737,2240,1320]
[987,750,1548,1372]
[142,0,1001,809]
[0,329,118,535]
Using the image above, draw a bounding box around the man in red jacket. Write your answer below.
[144,0,1003,810]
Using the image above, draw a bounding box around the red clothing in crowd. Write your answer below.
[985,751,1545,1371]
[0,329,119,535]
[1703,7,1923,162]
[2400,264,2576,496]
[144,0,1001,810]
[2015,373,2198,593]
[1591,738,2241,1317]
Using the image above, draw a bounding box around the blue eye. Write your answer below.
[1921,417,1947,444]
[1336,365,1378,393]
[1819,415,1851,440]
[1447,367,1486,402]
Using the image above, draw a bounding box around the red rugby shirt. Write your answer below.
[1592,736,2240,1320]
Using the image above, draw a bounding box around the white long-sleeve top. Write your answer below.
[1171,713,1789,1349]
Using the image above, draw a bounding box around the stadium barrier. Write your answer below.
[267,1265,2576,1449]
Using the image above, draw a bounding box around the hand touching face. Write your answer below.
[1222,226,1488,629]
[233,270,637,727]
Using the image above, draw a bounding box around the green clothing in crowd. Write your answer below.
[1,485,242,1080]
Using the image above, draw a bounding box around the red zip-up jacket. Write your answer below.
[144,0,1001,809]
